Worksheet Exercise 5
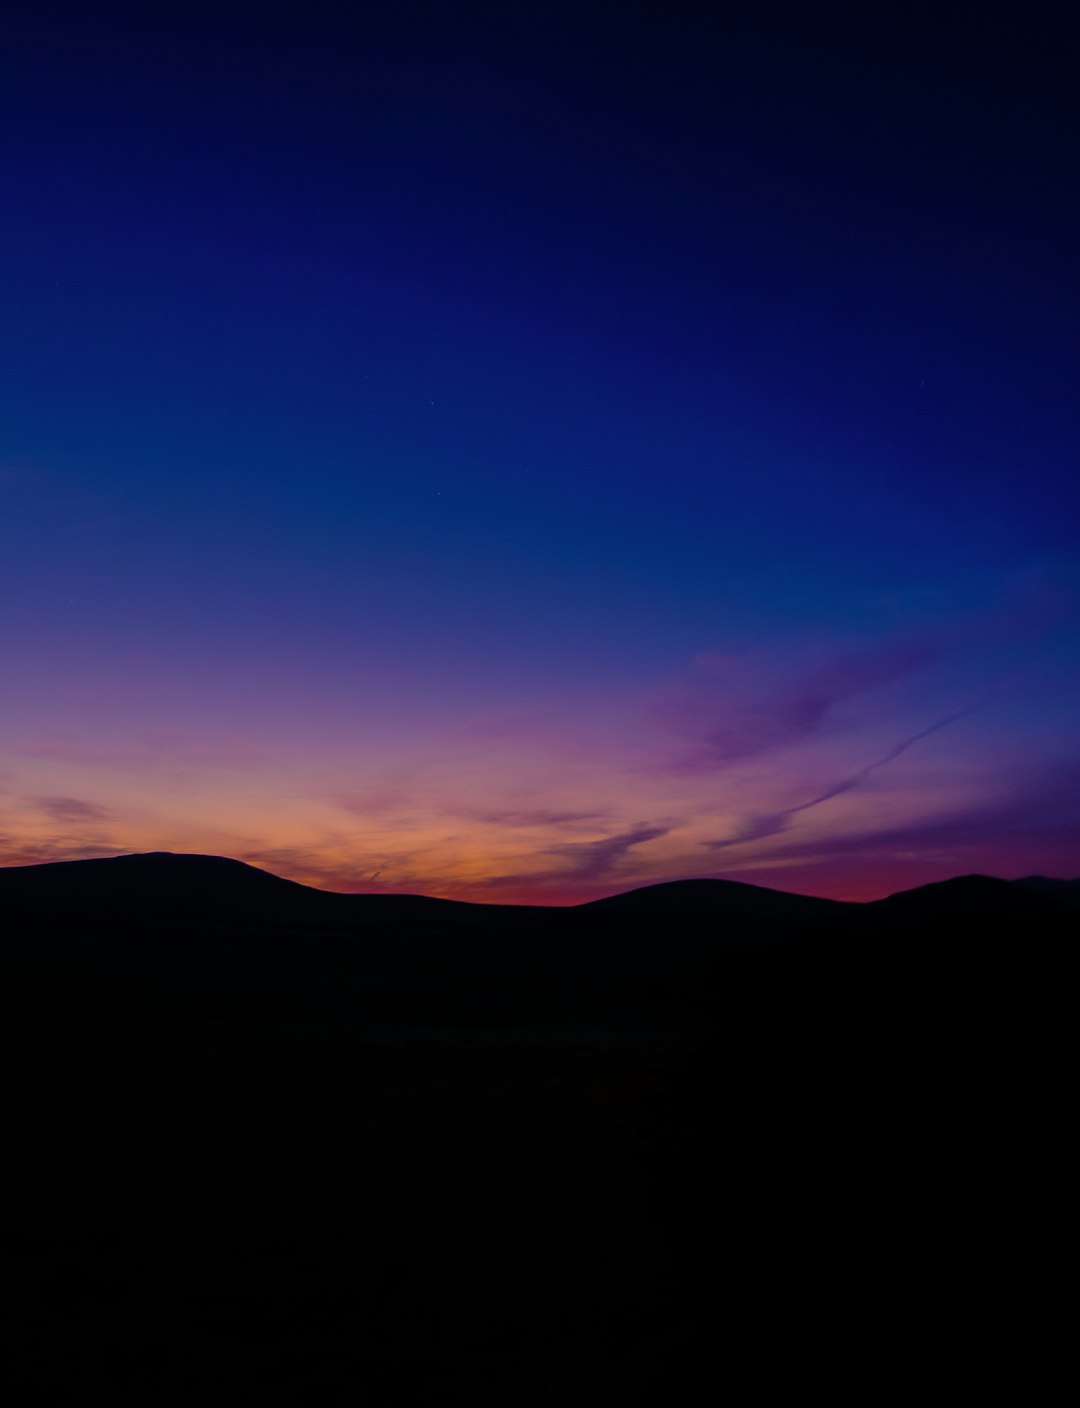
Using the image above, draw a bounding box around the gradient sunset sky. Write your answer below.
[2,2,1077,901]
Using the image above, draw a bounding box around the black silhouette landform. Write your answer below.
[2,853,1073,1403]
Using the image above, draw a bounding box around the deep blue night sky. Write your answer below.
[3,2,1078,899]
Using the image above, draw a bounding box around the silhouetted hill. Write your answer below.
[2,849,1074,1034]
[873,871,1024,910]
[0,849,303,912]
[3,850,1075,926]
[2,851,841,927]
[1,851,1072,1403]
[868,872,1078,942]
[579,875,847,922]
[1015,874,1080,909]
[0,850,471,925]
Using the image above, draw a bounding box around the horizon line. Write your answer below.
[1,848,1073,910]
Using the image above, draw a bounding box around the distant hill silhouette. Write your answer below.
[3,848,1075,924]
[1,851,1071,1403]
[0,850,469,923]
[579,874,847,921]
[871,870,1043,910]
[1015,874,1080,909]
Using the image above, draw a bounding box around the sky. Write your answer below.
[2,1,1078,901]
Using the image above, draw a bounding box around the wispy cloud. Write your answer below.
[546,823,669,880]
[235,843,423,894]
[769,758,1080,862]
[35,796,112,825]
[481,822,670,898]
[707,707,979,849]
[336,791,426,823]
[655,637,937,770]
[455,807,609,829]
[704,756,1080,899]
[0,836,123,868]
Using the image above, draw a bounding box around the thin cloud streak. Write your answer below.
[790,707,980,811]
[655,637,938,771]
[708,707,980,849]
[481,823,669,897]
[455,807,610,830]
[546,824,670,881]
[0,836,124,868]
[35,796,112,825]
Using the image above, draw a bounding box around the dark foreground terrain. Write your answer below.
[1,854,1074,1403]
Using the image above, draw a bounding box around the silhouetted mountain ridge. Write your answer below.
[581,875,847,920]
[1014,875,1080,909]
[2,850,1070,1402]
[0,850,472,925]
[872,871,1080,921]
[1,850,1075,924]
